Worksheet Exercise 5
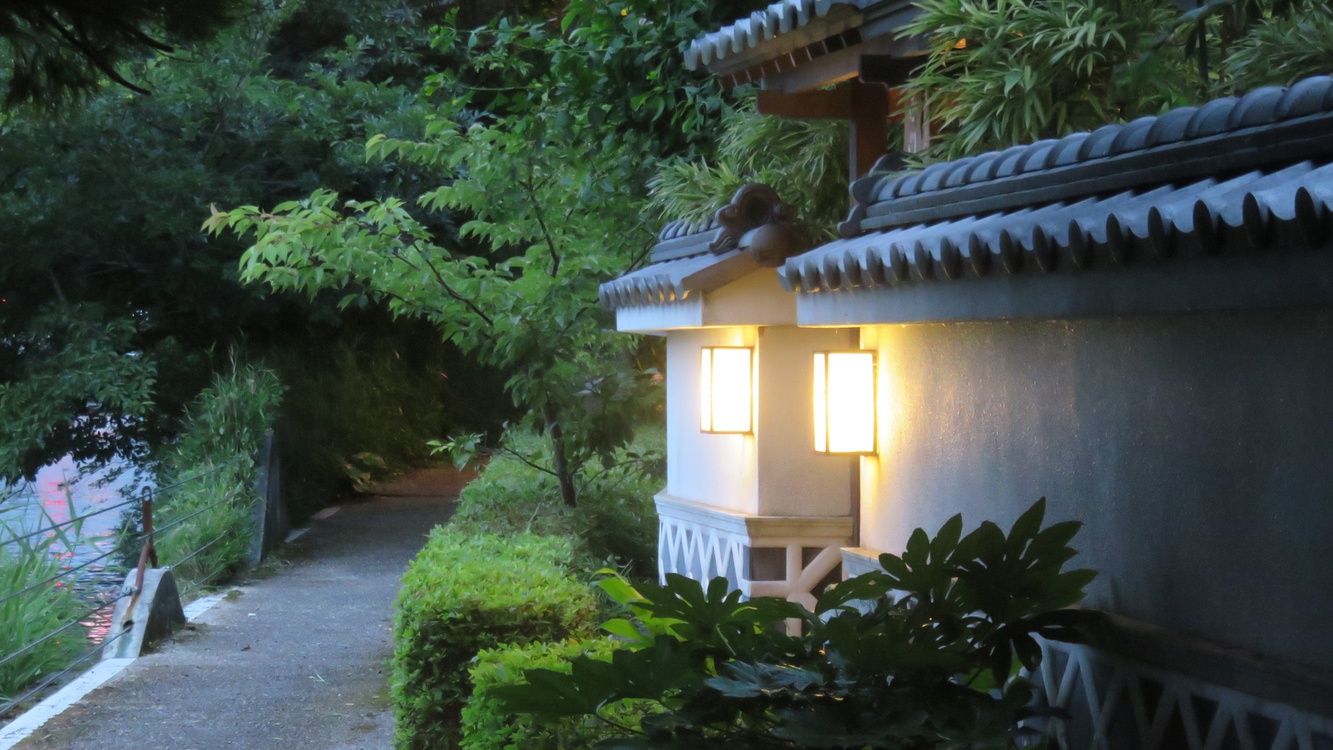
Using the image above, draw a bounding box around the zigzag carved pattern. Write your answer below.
[1035,641,1333,750]
[657,515,749,595]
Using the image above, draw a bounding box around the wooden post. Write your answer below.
[848,82,889,182]
[755,81,891,183]
[902,91,932,154]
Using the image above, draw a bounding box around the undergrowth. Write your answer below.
[448,428,664,580]
[147,362,283,594]
[0,521,84,700]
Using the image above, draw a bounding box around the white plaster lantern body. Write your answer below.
[600,185,856,611]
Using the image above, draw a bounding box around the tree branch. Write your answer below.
[35,9,157,95]
[491,445,559,479]
[417,248,496,326]
[521,161,561,276]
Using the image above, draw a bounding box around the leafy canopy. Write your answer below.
[208,0,726,505]
[0,0,484,482]
[0,0,248,107]
[907,0,1333,160]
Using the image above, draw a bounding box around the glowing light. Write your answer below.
[813,351,876,454]
[700,346,753,434]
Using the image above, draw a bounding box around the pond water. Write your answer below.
[0,457,152,646]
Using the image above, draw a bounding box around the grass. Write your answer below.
[0,521,88,701]
[148,361,282,596]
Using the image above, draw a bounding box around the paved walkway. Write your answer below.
[15,467,470,750]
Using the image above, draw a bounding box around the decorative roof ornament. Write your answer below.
[600,185,807,309]
[713,184,801,267]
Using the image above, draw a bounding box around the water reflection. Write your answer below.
[1,457,150,646]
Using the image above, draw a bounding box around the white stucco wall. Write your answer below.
[754,326,858,517]
[855,312,1333,674]
[703,270,796,327]
[666,327,758,513]
[615,269,796,334]
[664,325,858,518]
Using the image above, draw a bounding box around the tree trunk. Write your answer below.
[543,404,577,507]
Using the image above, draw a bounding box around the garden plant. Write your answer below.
[495,499,1098,749]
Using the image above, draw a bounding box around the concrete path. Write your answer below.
[14,467,470,750]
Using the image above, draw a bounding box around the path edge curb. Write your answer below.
[0,506,343,749]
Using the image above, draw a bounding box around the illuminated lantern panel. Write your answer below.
[700,346,753,433]
[813,351,876,454]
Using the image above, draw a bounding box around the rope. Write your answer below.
[0,455,246,549]
[0,548,120,609]
[170,533,229,571]
[142,496,238,539]
[150,457,247,496]
[0,626,131,716]
[0,497,137,549]
[0,594,127,669]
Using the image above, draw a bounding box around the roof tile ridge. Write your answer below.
[844,75,1333,220]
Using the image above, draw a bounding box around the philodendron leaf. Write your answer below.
[602,617,648,643]
[903,527,931,570]
[814,572,893,614]
[493,637,699,716]
[706,662,825,698]
[1008,497,1047,549]
[931,513,965,562]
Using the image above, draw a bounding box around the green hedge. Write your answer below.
[391,531,600,750]
[462,638,639,750]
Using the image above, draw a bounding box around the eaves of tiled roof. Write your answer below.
[601,185,805,310]
[782,76,1333,296]
[684,0,881,73]
[598,249,759,309]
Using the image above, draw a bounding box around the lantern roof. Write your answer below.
[780,76,1333,317]
[600,185,807,310]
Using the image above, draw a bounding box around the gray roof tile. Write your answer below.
[782,162,1333,294]
[684,0,879,71]
[841,76,1333,237]
[602,185,806,309]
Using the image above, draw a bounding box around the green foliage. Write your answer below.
[648,95,852,241]
[151,362,283,589]
[0,519,84,699]
[268,318,509,522]
[207,0,722,507]
[906,0,1333,160]
[0,0,247,107]
[496,499,1098,749]
[1161,0,1329,96]
[447,429,663,579]
[443,0,726,155]
[462,638,647,750]
[392,530,600,750]
[0,304,157,481]
[1224,7,1333,88]
[0,0,473,482]
[907,0,1182,160]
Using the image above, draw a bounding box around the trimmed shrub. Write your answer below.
[462,638,643,750]
[392,531,600,750]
